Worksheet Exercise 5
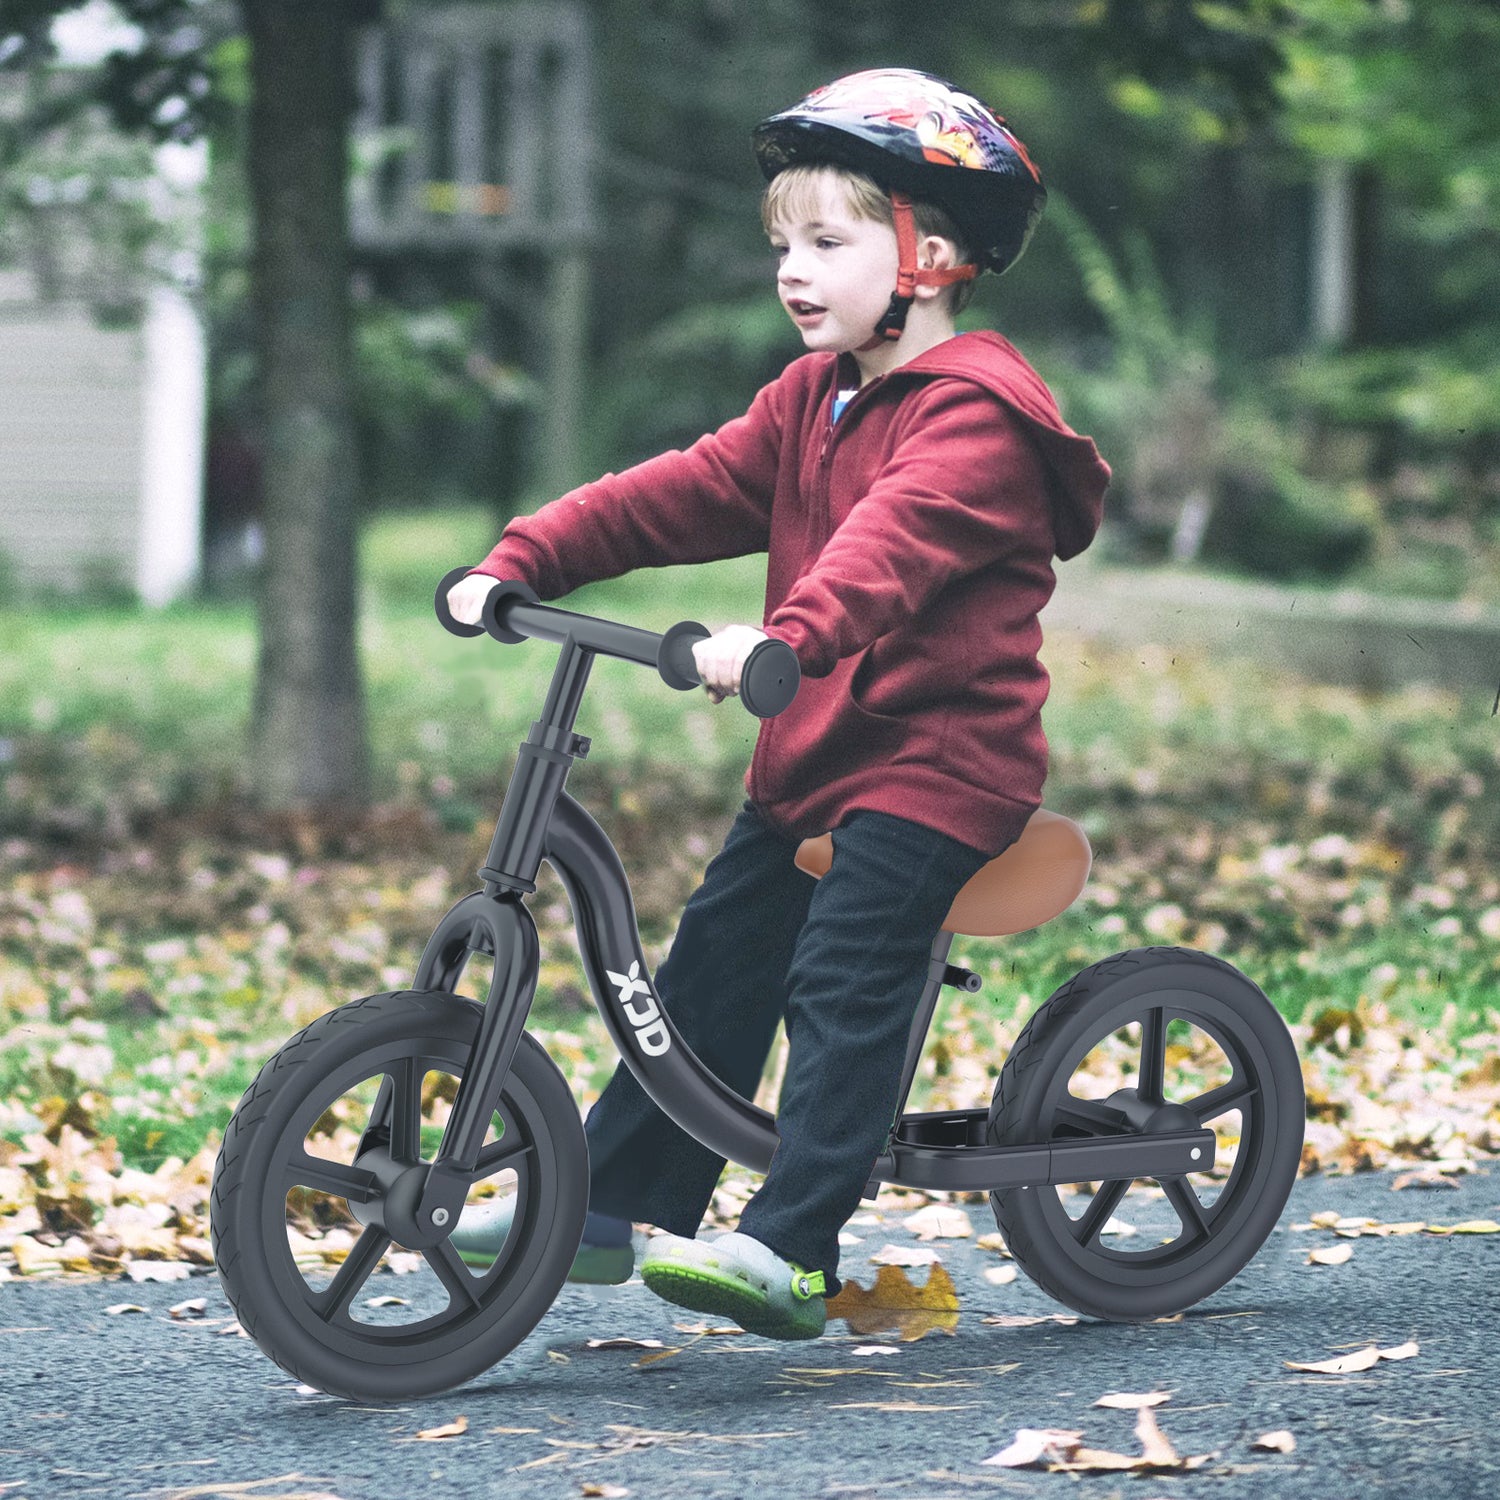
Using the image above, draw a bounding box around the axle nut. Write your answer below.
[431,1207,450,1227]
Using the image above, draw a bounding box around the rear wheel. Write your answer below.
[211,990,587,1400]
[988,947,1304,1320]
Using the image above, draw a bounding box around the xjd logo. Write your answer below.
[606,961,670,1056]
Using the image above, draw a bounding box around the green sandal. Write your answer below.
[640,1231,827,1340]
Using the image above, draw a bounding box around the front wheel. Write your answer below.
[211,990,588,1400]
[988,947,1304,1321]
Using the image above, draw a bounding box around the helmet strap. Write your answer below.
[858,191,978,351]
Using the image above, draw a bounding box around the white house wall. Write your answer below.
[0,299,143,598]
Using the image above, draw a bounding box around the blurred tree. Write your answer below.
[2,0,376,812]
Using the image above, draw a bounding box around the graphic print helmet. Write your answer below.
[753,68,1046,343]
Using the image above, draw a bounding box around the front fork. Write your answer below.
[358,888,541,1247]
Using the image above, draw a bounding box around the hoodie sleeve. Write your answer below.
[764,380,1050,678]
[470,375,785,598]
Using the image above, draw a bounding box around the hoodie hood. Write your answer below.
[880,330,1110,560]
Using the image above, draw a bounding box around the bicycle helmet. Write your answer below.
[753,68,1046,344]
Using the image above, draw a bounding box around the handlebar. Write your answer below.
[433,567,800,719]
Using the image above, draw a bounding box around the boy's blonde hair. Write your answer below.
[760,162,977,313]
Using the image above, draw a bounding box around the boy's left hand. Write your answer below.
[692,625,770,704]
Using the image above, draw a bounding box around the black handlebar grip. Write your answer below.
[478,579,542,643]
[657,620,711,690]
[433,565,486,637]
[739,638,800,719]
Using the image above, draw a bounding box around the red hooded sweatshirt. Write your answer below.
[472,330,1109,856]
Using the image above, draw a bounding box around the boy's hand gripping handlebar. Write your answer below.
[433,567,800,719]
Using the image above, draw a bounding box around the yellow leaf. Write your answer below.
[11,1236,63,1275]
[1427,1219,1500,1235]
[826,1262,960,1342]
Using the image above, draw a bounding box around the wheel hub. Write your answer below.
[347,1148,450,1250]
[1103,1087,1199,1136]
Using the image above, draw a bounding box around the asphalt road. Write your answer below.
[2,1166,1496,1500]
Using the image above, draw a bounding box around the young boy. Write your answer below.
[444,68,1110,1340]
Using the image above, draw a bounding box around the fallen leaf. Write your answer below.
[1095,1390,1172,1409]
[10,1237,63,1275]
[169,1297,208,1318]
[633,1346,686,1368]
[366,1295,408,1307]
[851,1345,901,1357]
[1308,1244,1354,1266]
[142,1472,345,1499]
[903,1204,973,1241]
[1284,1342,1418,1374]
[986,1407,1214,1474]
[1392,1169,1461,1191]
[981,1313,1079,1328]
[974,1232,1010,1254]
[826,1262,959,1342]
[123,1259,193,1282]
[104,1303,149,1315]
[671,1322,744,1336]
[414,1416,469,1440]
[982,1265,1017,1286]
[829,1400,978,1412]
[869,1244,940,1267]
[580,1486,631,1499]
[1254,1429,1297,1452]
[1133,1405,1179,1467]
[585,1337,666,1351]
[984,1429,1086,1467]
[1426,1220,1500,1235]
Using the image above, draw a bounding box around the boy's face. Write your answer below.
[767,177,898,357]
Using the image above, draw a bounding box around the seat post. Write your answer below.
[888,929,955,1132]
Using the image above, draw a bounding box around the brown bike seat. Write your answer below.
[793,807,1092,938]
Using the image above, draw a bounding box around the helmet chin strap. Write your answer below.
[859,191,978,351]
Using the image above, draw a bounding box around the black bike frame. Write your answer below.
[407,605,1215,1234]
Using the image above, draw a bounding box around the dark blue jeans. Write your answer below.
[583,801,993,1295]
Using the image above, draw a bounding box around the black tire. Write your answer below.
[210,990,588,1400]
[988,947,1304,1321]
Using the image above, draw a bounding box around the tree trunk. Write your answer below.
[242,0,369,809]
